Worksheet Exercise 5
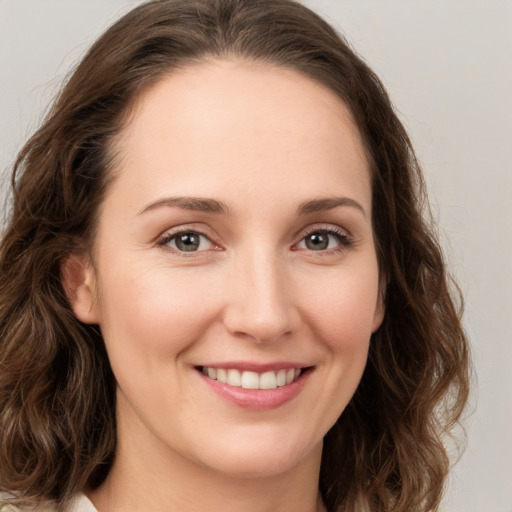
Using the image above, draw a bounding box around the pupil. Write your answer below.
[176,233,200,252]
[306,233,328,250]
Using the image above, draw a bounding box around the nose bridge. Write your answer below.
[223,245,297,343]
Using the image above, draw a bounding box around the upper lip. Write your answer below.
[196,361,312,372]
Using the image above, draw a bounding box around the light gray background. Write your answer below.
[1,1,511,511]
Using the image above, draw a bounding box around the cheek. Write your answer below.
[294,266,378,434]
[302,265,381,345]
[97,265,222,362]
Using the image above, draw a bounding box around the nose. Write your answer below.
[222,250,300,344]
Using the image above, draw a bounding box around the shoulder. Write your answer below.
[0,504,22,512]
[0,499,53,512]
[0,494,96,512]
[0,495,22,512]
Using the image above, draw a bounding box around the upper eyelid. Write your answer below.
[295,223,351,240]
[301,225,348,235]
[157,223,216,241]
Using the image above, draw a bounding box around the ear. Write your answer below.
[372,296,385,333]
[371,277,387,333]
[61,254,100,324]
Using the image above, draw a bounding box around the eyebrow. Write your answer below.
[138,196,230,216]
[137,195,366,217]
[297,197,367,217]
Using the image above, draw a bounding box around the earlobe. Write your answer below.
[372,279,387,333]
[372,298,385,333]
[61,254,100,324]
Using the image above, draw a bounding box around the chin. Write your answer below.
[189,431,323,480]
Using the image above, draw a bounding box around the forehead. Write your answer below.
[110,59,371,213]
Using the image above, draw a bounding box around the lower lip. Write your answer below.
[198,370,311,410]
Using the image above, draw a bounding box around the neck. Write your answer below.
[89,447,326,512]
[88,402,326,512]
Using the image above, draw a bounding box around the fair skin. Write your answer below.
[66,60,384,512]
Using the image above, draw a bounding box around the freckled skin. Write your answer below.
[71,60,384,512]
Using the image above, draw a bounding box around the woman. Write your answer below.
[0,1,469,511]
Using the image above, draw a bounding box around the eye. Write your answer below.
[296,229,351,252]
[159,231,215,252]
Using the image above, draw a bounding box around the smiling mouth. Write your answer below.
[197,366,309,390]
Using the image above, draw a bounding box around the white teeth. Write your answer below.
[216,368,227,383]
[241,371,259,389]
[227,369,242,387]
[202,367,304,389]
[259,371,277,390]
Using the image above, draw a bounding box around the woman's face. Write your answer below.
[72,60,384,479]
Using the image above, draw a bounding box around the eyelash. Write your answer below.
[157,229,218,256]
[156,225,353,256]
[295,226,353,254]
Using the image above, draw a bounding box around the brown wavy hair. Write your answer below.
[0,1,469,511]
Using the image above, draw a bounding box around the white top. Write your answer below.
[0,493,97,512]
[66,494,98,512]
